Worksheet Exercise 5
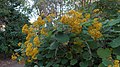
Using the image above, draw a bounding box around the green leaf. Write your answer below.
[117,55,120,60]
[55,32,69,43]
[46,62,53,67]
[38,61,43,66]
[49,42,59,50]
[114,26,120,31]
[70,59,78,65]
[46,52,54,58]
[98,63,106,67]
[61,58,68,64]
[66,52,73,59]
[72,44,81,53]
[106,19,120,27]
[82,51,91,60]
[56,59,61,63]
[52,64,59,67]
[88,41,100,49]
[79,62,88,67]
[102,58,113,66]
[97,48,111,58]
[37,54,42,60]
[109,36,120,48]
[113,46,120,55]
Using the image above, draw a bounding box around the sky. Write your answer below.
[28,0,38,23]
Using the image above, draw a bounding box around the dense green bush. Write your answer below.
[0,0,29,54]
[14,8,120,67]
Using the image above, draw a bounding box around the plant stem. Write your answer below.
[85,41,92,60]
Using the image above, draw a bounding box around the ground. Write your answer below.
[0,59,24,67]
[0,54,24,67]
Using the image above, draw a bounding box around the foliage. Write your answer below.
[14,5,120,67]
[0,0,30,54]
[92,0,120,19]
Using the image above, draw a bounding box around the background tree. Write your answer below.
[0,0,31,56]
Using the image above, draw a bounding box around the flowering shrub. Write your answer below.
[13,9,120,67]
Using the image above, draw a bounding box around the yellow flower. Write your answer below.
[114,60,119,64]
[37,16,42,21]
[94,18,99,22]
[41,13,45,17]
[93,9,100,13]
[24,40,30,46]
[22,24,29,34]
[46,15,51,22]
[118,10,120,13]
[93,22,102,30]
[114,65,119,67]
[32,48,39,55]
[71,26,82,34]
[67,10,76,15]
[60,15,69,24]
[15,53,20,57]
[41,20,45,25]
[40,28,48,36]
[108,65,112,67]
[27,59,32,62]
[22,24,28,30]
[85,13,90,19]
[33,21,38,27]
[33,36,40,46]
[31,47,39,59]
[75,12,83,18]
[81,18,87,22]
[26,46,33,56]
[29,27,34,32]
[26,33,34,40]
[88,29,102,39]
[49,13,56,17]
[26,43,33,47]
[18,42,22,46]
[11,54,17,60]
[32,56,37,60]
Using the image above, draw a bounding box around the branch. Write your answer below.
[85,41,92,60]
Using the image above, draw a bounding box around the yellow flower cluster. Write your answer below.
[25,40,40,62]
[24,35,40,61]
[33,36,40,47]
[118,10,120,13]
[93,9,100,13]
[11,53,19,60]
[88,18,102,40]
[18,42,22,46]
[85,13,91,20]
[20,18,44,62]
[26,43,39,60]
[15,14,51,63]
[46,13,55,22]
[22,25,35,41]
[40,28,48,36]
[60,10,91,34]
[113,60,119,67]
[108,60,120,67]
[22,24,29,34]
[26,33,34,40]
[33,16,45,27]
[22,24,35,34]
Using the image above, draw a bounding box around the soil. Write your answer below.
[0,59,24,67]
[0,54,24,67]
